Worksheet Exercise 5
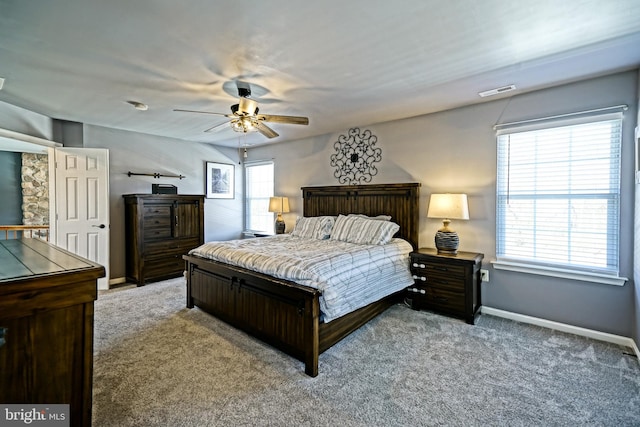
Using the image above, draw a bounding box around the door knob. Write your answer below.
[92,224,106,229]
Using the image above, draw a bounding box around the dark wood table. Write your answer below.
[0,238,105,427]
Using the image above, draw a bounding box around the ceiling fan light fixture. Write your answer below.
[231,117,256,133]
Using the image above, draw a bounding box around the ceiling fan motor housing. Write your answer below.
[238,87,251,98]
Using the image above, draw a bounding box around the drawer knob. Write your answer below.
[412,262,426,268]
[412,275,426,281]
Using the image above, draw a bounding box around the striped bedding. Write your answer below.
[188,234,414,322]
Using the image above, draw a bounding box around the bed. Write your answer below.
[183,182,420,376]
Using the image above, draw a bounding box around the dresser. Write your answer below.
[0,238,105,427]
[123,194,204,286]
[407,248,484,324]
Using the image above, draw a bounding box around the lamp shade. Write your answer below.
[427,194,469,220]
[268,196,290,213]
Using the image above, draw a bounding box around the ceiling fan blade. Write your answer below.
[203,121,231,133]
[254,121,279,138]
[259,114,309,125]
[173,108,232,117]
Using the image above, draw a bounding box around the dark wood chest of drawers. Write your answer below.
[124,194,204,286]
[407,248,484,324]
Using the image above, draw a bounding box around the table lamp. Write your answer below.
[268,196,290,234]
[427,193,469,254]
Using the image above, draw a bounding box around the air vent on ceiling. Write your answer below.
[478,85,516,98]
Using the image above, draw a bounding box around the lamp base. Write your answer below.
[435,230,459,254]
[275,218,286,234]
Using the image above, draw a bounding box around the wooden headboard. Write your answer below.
[301,183,421,249]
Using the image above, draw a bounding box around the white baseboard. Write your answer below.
[481,306,639,362]
[631,339,640,361]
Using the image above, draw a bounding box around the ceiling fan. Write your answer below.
[174,81,309,139]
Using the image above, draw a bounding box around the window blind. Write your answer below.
[244,161,274,233]
[496,113,622,275]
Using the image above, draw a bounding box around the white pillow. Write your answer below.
[291,216,335,239]
[330,214,399,245]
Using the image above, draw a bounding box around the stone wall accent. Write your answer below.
[21,153,49,225]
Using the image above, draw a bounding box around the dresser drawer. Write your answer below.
[144,205,171,217]
[144,216,171,228]
[144,225,172,240]
[144,255,184,280]
[145,238,201,256]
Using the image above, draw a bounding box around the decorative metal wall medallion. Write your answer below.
[330,128,382,184]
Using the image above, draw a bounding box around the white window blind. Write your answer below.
[244,161,274,233]
[496,113,622,277]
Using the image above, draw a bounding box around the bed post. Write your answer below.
[185,261,194,309]
[304,297,321,377]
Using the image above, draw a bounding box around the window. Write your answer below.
[495,112,624,284]
[244,161,274,233]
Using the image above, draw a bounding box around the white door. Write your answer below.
[55,148,110,290]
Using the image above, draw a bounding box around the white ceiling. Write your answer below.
[1,0,639,148]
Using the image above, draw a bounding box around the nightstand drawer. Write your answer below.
[425,287,465,314]
[411,260,465,278]
[425,274,465,292]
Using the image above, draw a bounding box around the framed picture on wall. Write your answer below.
[206,162,234,199]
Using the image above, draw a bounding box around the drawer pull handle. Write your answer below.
[412,275,427,281]
[412,263,426,268]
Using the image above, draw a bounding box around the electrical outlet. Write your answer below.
[480,269,489,282]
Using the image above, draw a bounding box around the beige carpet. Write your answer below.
[92,277,640,426]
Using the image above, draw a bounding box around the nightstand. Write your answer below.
[407,248,484,324]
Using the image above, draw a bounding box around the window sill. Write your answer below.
[490,260,627,286]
